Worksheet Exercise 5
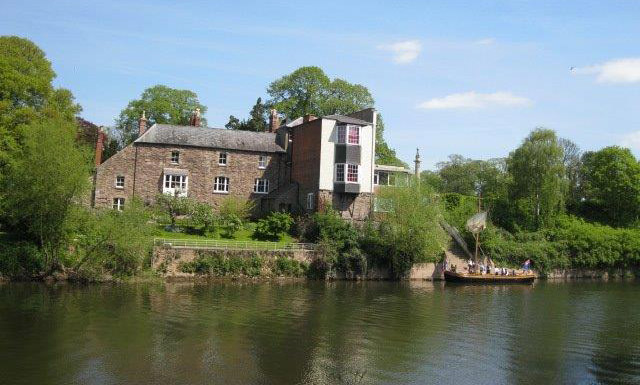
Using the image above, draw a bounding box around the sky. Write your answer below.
[2,0,639,169]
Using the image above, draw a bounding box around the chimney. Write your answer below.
[269,109,280,133]
[303,114,317,123]
[414,148,421,181]
[189,108,201,126]
[95,128,105,166]
[138,110,148,137]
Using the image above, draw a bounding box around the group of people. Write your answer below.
[443,258,532,276]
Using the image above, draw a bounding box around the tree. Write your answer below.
[225,97,268,132]
[580,146,640,226]
[1,117,91,272]
[155,192,194,229]
[436,155,508,199]
[266,66,403,165]
[559,137,582,210]
[190,202,218,236]
[0,36,80,169]
[114,85,207,146]
[507,128,567,229]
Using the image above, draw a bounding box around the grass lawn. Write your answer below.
[151,221,296,244]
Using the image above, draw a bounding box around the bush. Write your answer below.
[179,251,307,277]
[0,241,44,278]
[253,212,294,241]
[220,213,243,238]
[189,202,218,236]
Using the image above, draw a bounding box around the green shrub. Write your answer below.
[273,256,308,277]
[220,214,243,238]
[179,252,307,278]
[253,212,294,241]
[189,202,218,236]
[0,241,44,278]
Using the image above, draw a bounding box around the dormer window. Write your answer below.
[171,151,180,164]
[219,152,228,166]
[337,125,360,145]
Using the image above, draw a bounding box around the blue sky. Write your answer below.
[2,0,639,169]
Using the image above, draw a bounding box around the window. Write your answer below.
[373,172,379,185]
[347,164,359,182]
[337,125,347,143]
[219,152,228,165]
[254,178,269,194]
[335,164,358,183]
[258,155,267,169]
[348,126,360,145]
[163,174,188,196]
[307,193,315,210]
[171,151,180,164]
[112,198,125,211]
[336,125,360,145]
[335,164,345,182]
[213,176,229,193]
[115,175,125,188]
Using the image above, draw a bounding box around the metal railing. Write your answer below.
[153,238,316,252]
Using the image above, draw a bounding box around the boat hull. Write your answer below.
[444,270,535,284]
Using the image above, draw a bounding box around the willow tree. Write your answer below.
[507,128,567,230]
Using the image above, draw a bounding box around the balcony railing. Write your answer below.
[153,238,316,252]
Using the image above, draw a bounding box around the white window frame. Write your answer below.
[213,176,229,193]
[306,193,315,210]
[373,172,379,185]
[336,125,360,145]
[115,175,125,189]
[171,151,180,164]
[163,174,188,197]
[112,198,125,211]
[218,152,228,166]
[258,155,267,169]
[347,164,359,183]
[254,178,269,194]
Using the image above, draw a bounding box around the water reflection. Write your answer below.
[0,281,639,384]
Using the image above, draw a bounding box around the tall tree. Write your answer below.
[114,85,207,146]
[559,137,582,210]
[0,36,80,168]
[1,117,91,271]
[436,155,507,198]
[266,66,402,165]
[225,97,268,132]
[580,146,640,226]
[507,128,567,229]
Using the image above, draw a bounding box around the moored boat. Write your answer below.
[444,270,535,284]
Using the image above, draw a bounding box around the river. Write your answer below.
[0,280,639,385]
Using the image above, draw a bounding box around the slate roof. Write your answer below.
[323,115,371,126]
[135,124,285,153]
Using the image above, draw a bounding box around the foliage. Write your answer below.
[369,182,447,277]
[225,97,268,132]
[0,36,81,174]
[1,117,91,272]
[374,114,406,167]
[179,251,308,278]
[114,85,207,146]
[253,211,294,241]
[0,240,44,278]
[559,137,582,210]
[220,214,243,239]
[303,209,365,278]
[219,195,254,221]
[73,199,153,277]
[189,202,218,236]
[507,128,567,230]
[580,146,640,227]
[155,192,194,229]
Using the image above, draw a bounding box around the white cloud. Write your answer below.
[417,91,532,110]
[573,58,640,84]
[378,40,422,64]
[621,131,640,150]
[476,38,495,45]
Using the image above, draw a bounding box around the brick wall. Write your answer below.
[94,143,289,216]
[290,119,322,213]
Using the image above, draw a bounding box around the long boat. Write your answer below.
[444,270,535,284]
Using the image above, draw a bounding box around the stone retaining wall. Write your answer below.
[543,268,638,280]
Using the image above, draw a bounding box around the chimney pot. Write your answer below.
[138,110,148,137]
[269,109,280,133]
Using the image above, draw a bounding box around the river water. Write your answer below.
[1,280,639,385]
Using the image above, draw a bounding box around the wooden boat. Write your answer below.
[444,270,535,284]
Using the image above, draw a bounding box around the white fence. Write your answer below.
[153,238,316,252]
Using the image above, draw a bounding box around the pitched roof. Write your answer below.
[323,114,371,126]
[134,124,285,153]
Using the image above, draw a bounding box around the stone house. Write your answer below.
[93,107,402,221]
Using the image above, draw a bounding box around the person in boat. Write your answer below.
[494,266,500,275]
[443,259,449,272]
